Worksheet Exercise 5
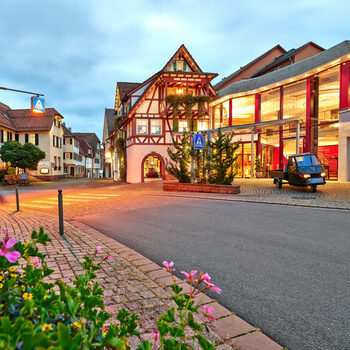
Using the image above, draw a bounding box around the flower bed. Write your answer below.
[0,226,221,349]
[163,182,240,194]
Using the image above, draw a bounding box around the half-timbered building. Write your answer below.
[107,45,217,183]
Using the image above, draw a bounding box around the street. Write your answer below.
[1,181,350,350]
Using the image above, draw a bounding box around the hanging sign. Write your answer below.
[194,133,205,150]
[31,96,45,113]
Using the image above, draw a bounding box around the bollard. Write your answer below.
[58,189,64,236]
[15,187,19,212]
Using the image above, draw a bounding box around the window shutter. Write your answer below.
[173,62,176,71]
[183,62,186,71]
[25,134,29,143]
[63,153,65,160]
[173,119,178,132]
[35,134,39,146]
[192,120,198,132]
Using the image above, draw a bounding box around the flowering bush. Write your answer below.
[0,227,220,349]
[141,261,221,349]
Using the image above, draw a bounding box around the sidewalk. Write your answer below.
[0,207,283,350]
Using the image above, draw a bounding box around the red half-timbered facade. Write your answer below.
[109,45,217,183]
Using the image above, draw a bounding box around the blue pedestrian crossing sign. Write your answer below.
[194,133,205,150]
[31,96,45,113]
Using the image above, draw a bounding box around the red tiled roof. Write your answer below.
[77,136,92,157]
[2,108,63,132]
[117,82,141,102]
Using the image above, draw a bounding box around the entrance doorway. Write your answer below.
[142,153,164,182]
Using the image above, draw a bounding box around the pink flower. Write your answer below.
[95,246,102,254]
[199,272,211,283]
[0,234,21,263]
[151,330,160,341]
[204,281,222,294]
[181,270,197,283]
[163,261,175,272]
[202,305,215,322]
[34,257,42,268]
[106,256,114,260]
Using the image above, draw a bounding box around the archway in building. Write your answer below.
[141,152,165,182]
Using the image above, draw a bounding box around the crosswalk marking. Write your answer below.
[55,197,92,202]
[78,193,120,197]
[15,203,54,209]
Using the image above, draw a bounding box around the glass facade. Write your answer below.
[213,63,346,179]
[232,96,255,126]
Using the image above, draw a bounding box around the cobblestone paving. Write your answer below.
[0,206,282,350]
[159,179,350,210]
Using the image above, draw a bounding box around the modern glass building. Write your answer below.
[211,40,350,181]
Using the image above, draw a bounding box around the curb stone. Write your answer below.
[68,219,283,350]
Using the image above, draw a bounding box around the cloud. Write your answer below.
[0,0,349,140]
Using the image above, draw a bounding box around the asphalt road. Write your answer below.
[75,195,350,350]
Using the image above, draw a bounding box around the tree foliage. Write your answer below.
[166,131,191,183]
[207,129,240,185]
[0,141,45,172]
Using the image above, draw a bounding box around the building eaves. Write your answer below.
[217,40,350,98]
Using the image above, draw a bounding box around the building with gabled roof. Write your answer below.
[107,44,217,183]
[0,104,65,179]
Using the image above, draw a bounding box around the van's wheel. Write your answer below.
[274,179,282,189]
[311,185,317,193]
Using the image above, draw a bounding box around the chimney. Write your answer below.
[68,127,72,132]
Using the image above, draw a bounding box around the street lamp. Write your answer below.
[0,86,45,113]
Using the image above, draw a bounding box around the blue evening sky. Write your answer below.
[0,0,349,140]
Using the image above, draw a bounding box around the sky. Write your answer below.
[0,0,349,141]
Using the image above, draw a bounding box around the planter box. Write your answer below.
[163,182,240,194]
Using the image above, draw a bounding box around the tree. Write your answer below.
[0,141,45,172]
[166,131,191,183]
[208,129,240,185]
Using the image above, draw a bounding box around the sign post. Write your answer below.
[194,133,205,150]
[190,133,194,184]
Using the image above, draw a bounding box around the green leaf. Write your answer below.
[163,308,175,323]
[137,340,152,350]
[196,335,215,350]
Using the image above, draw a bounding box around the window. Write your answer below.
[261,88,280,122]
[0,130,4,143]
[65,153,71,159]
[7,132,12,141]
[179,121,188,132]
[25,134,29,143]
[232,96,255,126]
[151,120,162,135]
[53,135,56,147]
[15,134,19,142]
[70,138,72,145]
[197,121,208,131]
[136,119,148,134]
[29,134,35,144]
[63,138,66,145]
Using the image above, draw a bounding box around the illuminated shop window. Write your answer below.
[317,66,340,125]
[261,88,280,122]
[136,119,148,134]
[151,120,162,135]
[232,96,255,126]
[213,104,228,128]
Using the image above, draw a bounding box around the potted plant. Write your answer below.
[254,156,262,178]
